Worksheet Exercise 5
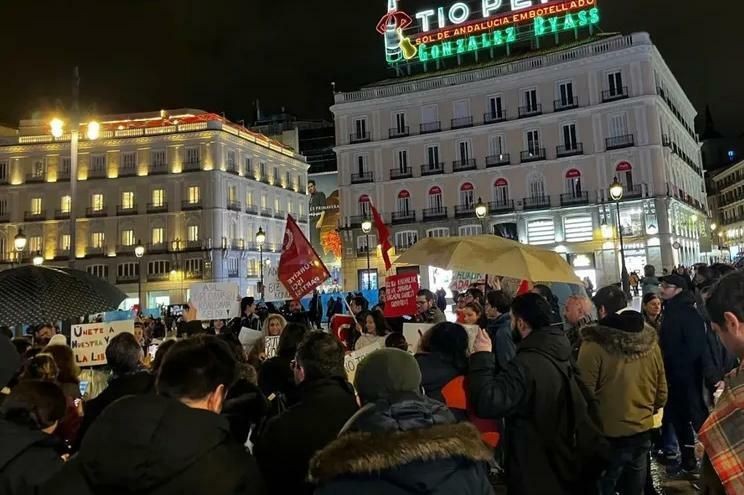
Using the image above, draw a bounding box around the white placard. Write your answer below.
[402,322,479,354]
[263,266,291,303]
[190,282,240,320]
[71,320,134,367]
[238,327,263,352]
[344,340,385,384]
[264,336,280,359]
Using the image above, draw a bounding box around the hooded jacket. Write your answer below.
[486,313,516,369]
[577,311,667,438]
[309,394,494,495]
[0,419,63,495]
[42,395,265,495]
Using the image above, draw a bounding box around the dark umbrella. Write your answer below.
[0,265,127,327]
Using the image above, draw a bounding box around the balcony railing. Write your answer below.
[245,203,259,214]
[389,126,410,138]
[88,168,106,179]
[484,110,506,124]
[116,204,138,216]
[349,132,371,144]
[606,134,635,150]
[274,210,286,219]
[390,167,413,180]
[146,202,168,213]
[260,207,273,217]
[57,171,70,181]
[348,215,364,228]
[0,213,9,223]
[420,121,441,134]
[351,171,374,184]
[147,243,168,254]
[231,239,245,251]
[54,209,70,220]
[486,154,510,167]
[523,196,551,210]
[26,174,46,183]
[225,166,239,175]
[150,164,169,175]
[520,148,546,162]
[147,272,170,282]
[560,192,590,206]
[356,247,373,258]
[85,246,106,257]
[518,104,542,118]
[117,274,139,284]
[553,97,579,111]
[391,210,416,225]
[227,200,241,211]
[422,207,448,221]
[488,199,515,213]
[184,271,203,280]
[116,244,136,255]
[454,204,475,218]
[421,162,445,176]
[118,166,137,177]
[623,184,644,199]
[451,116,474,129]
[556,143,584,157]
[24,210,46,221]
[183,160,201,172]
[602,86,629,102]
[85,207,107,218]
[182,200,202,211]
[184,240,203,251]
[453,159,477,172]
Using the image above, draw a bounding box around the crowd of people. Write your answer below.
[1,263,744,494]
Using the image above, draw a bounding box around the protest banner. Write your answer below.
[402,322,479,354]
[263,265,291,303]
[71,320,134,366]
[278,214,330,300]
[384,273,419,318]
[344,340,385,383]
[238,327,263,352]
[189,282,240,320]
[264,336,280,359]
[330,314,356,351]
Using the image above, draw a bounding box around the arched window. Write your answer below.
[397,190,411,214]
[616,161,634,191]
[493,178,509,205]
[459,182,474,207]
[358,194,370,216]
[527,173,545,199]
[565,168,582,197]
[428,186,443,210]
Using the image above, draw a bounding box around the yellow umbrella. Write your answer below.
[395,235,581,284]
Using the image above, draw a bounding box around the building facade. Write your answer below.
[709,159,744,261]
[0,109,309,308]
[332,33,706,290]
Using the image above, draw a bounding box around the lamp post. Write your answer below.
[135,240,145,309]
[14,229,27,265]
[361,218,373,291]
[474,197,490,292]
[256,227,266,301]
[32,251,43,266]
[609,177,631,300]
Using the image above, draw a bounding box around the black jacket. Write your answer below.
[258,356,300,407]
[468,326,582,495]
[486,313,516,369]
[222,378,267,445]
[253,376,358,495]
[309,394,494,495]
[41,395,265,495]
[415,352,464,405]
[0,419,63,495]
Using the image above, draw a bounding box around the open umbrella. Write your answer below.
[395,235,581,284]
[0,265,128,327]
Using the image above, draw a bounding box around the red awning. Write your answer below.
[565,168,581,178]
[460,182,474,191]
[429,186,442,195]
[398,190,410,198]
[494,178,508,187]
[616,161,632,172]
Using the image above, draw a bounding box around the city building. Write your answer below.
[709,159,744,261]
[0,109,309,308]
[332,32,707,290]
[700,107,744,171]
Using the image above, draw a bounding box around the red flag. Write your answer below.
[278,214,330,300]
[370,204,392,271]
[517,280,532,295]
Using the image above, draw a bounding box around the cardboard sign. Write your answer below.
[238,327,263,352]
[71,320,134,367]
[264,336,280,359]
[402,322,479,354]
[384,273,419,318]
[263,266,292,303]
[344,340,385,384]
[190,282,240,320]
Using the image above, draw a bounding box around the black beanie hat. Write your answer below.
[354,348,422,404]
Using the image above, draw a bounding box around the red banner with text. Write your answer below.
[384,273,419,318]
[278,215,331,300]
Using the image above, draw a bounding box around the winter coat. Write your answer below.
[253,376,358,495]
[222,378,267,446]
[577,312,667,438]
[486,314,516,369]
[415,307,446,324]
[415,352,464,405]
[0,419,63,495]
[257,356,298,403]
[468,326,582,495]
[41,395,265,495]
[240,314,261,332]
[641,276,660,296]
[309,394,494,495]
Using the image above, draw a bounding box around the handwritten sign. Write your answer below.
[190,282,240,320]
[384,273,419,318]
[264,336,280,359]
[402,322,479,354]
[263,266,291,303]
[71,320,134,366]
[344,340,385,384]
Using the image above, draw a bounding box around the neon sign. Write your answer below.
[380,0,600,67]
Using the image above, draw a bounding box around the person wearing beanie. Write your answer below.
[309,349,494,494]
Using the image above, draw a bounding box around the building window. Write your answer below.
[564,215,593,242]
[185,258,202,276]
[91,155,106,173]
[121,191,135,209]
[395,231,418,249]
[616,161,635,191]
[187,186,200,204]
[32,159,45,178]
[87,265,108,279]
[245,191,254,207]
[227,185,237,203]
[489,135,505,156]
[456,140,472,161]
[121,229,135,247]
[526,129,540,154]
[421,105,438,125]
[565,169,583,197]
[524,89,538,112]
[152,188,165,207]
[357,234,377,252]
[91,232,105,248]
[60,195,71,213]
[148,260,170,275]
[426,145,440,168]
[60,157,70,175]
[528,174,546,199]
[61,234,70,251]
[30,197,43,215]
[259,162,266,178]
[355,154,368,174]
[274,197,280,212]
[29,235,42,253]
[91,193,104,211]
[226,150,236,171]
[152,227,165,245]
[273,168,280,184]
[188,225,199,242]
[427,228,450,238]
[428,186,443,210]
[185,147,200,165]
[493,178,509,204]
[117,262,139,278]
[151,150,166,168]
[353,117,368,139]
[396,149,408,171]
[0,161,8,181]
[608,113,629,138]
[397,190,411,213]
[527,219,555,245]
[561,123,578,150]
[394,112,406,132]
[557,81,574,106]
[244,157,253,175]
[285,171,291,187]
[459,225,482,236]
[122,152,136,173]
[487,96,503,119]
[608,71,624,96]
[459,183,474,207]
[358,195,371,216]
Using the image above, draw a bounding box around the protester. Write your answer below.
[20,353,58,382]
[0,380,67,494]
[254,331,358,495]
[462,301,488,329]
[642,293,662,332]
[371,287,386,313]
[578,285,667,494]
[42,344,82,448]
[286,299,311,327]
[563,295,594,358]
[384,332,408,351]
[309,290,323,329]
[435,287,447,312]
[629,271,640,296]
[240,296,262,331]
[258,322,309,413]
[43,335,265,495]
[485,290,516,369]
[465,287,485,307]
[309,348,494,494]
[326,297,337,326]
[32,324,55,347]
[248,313,287,368]
[211,319,227,335]
[354,310,388,350]
[0,326,12,340]
[0,337,21,407]
[149,339,176,376]
[531,284,563,326]
[415,322,469,416]
[414,289,446,324]
[349,295,367,317]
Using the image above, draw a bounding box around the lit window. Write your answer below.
[152,227,165,245]
[91,232,105,248]
[60,195,71,213]
[187,186,200,204]
[152,189,165,207]
[188,225,199,242]
[61,234,70,251]
[121,229,135,246]
[91,194,104,211]
[29,236,42,253]
[121,192,135,209]
[30,197,42,215]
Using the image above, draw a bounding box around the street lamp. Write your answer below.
[609,177,631,300]
[14,229,27,253]
[135,240,145,309]
[32,252,43,266]
[256,227,266,301]
[474,198,490,292]
[361,218,373,291]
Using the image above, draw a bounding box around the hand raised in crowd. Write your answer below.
[473,328,492,354]
[183,301,198,323]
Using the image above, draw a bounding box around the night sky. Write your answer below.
[0,0,739,135]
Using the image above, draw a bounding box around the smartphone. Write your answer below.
[148,344,159,360]
[79,380,90,398]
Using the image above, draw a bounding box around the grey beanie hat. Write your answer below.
[353,348,422,404]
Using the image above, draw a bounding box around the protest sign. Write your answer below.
[71,320,134,366]
[190,282,240,320]
[402,322,479,354]
[264,336,280,359]
[384,273,419,318]
[238,327,263,352]
[344,340,385,383]
[263,265,292,303]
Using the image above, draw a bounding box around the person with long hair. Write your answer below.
[42,345,80,400]
[20,354,58,382]
[642,293,662,332]
[415,322,469,416]
[247,313,287,368]
[462,302,487,329]
[258,322,310,419]
[354,311,389,351]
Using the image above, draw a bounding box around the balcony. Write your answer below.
[420,121,441,134]
[560,192,590,206]
[57,171,70,182]
[116,244,136,256]
[349,215,363,228]
[53,249,70,261]
[602,86,629,102]
[183,161,201,172]
[226,200,241,212]
[518,104,542,118]
[349,132,371,144]
[422,207,448,221]
[85,207,107,218]
[184,240,203,251]
[146,202,168,213]
[85,246,106,257]
[231,239,245,251]
[118,167,137,177]
[520,148,546,163]
[150,164,169,175]
[421,162,445,176]
[356,247,373,258]
[351,171,374,184]
[606,134,635,150]
[623,184,644,199]
[182,200,202,211]
[147,272,170,282]
[488,199,515,213]
[274,210,286,219]
[88,168,106,179]
[54,209,70,220]
[185,271,203,281]
[245,203,259,215]
[147,243,168,254]
[451,116,474,129]
[454,204,475,219]
[553,97,579,112]
[24,210,46,222]
[486,153,510,167]
[389,127,410,139]
[0,213,9,223]
[260,207,273,217]
[225,166,239,176]
[556,143,584,157]
[116,273,139,284]
[26,173,46,183]
[484,110,506,124]
[390,167,413,180]
[116,204,138,216]
[391,210,416,225]
[453,159,477,172]
[523,196,551,210]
